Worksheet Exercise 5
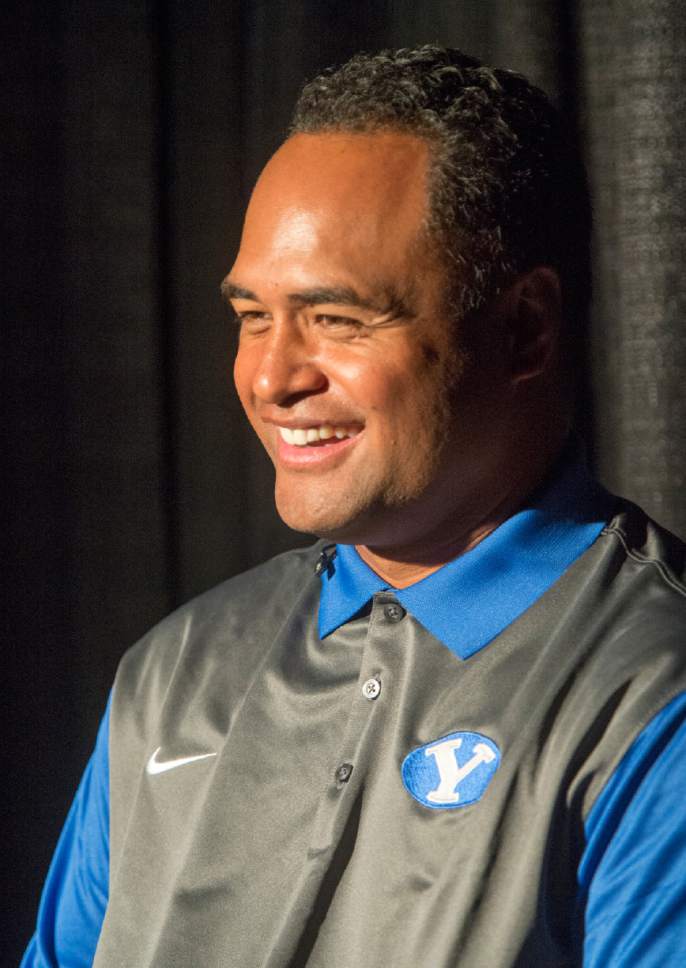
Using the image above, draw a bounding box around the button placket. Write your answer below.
[309,593,409,855]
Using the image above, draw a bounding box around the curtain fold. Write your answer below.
[580,0,686,537]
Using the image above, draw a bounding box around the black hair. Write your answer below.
[291,44,591,325]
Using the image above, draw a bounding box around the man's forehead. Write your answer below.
[234,131,433,274]
[227,130,444,312]
[250,130,431,216]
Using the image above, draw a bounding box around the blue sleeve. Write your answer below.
[580,691,686,966]
[21,697,111,968]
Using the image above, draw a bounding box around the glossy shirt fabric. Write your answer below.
[581,691,686,964]
[22,455,686,966]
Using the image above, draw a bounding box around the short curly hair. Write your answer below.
[291,45,591,325]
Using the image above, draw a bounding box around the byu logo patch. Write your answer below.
[402,731,500,809]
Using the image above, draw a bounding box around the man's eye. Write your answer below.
[315,314,364,329]
[234,310,271,330]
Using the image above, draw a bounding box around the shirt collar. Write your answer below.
[317,446,616,660]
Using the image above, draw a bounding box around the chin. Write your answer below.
[274,490,364,541]
[273,469,430,544]
[277,500,400,552]
[277,506,351,539]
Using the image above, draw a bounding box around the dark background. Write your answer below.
[4,1,685,961]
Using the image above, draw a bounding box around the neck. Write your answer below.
[356,520,500,588]
[355,432,568,589]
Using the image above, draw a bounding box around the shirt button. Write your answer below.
[335,763,353,784]
[361,676,382,700]
[383,603,405,623]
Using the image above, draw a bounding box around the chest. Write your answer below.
[98,593,597,967]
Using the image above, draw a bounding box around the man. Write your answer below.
[23,45,686,967]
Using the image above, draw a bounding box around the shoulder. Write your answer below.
[569,499,686,813]
[589,498,686,659]
[600,497,686,593]
[600,492,686,581]
[113,540,325,711]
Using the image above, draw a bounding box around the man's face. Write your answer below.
[228,131,510,549]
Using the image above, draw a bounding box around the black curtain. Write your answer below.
[4,2,685,960]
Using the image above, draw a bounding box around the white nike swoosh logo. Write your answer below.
[146,747,217,775]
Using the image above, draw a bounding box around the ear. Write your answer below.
[502,267,561,385]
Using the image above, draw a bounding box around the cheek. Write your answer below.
[405,340,457,409]
[367,359,450,462]
[398,351,463,461]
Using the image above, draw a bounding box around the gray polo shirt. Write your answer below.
[87,464,686,966]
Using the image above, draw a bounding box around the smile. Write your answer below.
[274,424,362,468]
[277,425,360,447]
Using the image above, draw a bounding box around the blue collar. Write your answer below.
[318,450,616,660]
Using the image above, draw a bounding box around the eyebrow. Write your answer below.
[221,280,413,318]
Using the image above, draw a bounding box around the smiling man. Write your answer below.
[23,46,686,968]
[226,128,564,578]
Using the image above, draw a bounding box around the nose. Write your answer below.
[248,318,327,406]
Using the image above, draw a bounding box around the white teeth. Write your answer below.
[278,425,358,447]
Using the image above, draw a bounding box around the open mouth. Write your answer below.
[277,425,361,447]
[274,423,363,466]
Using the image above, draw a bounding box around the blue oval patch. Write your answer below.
[402,730,501,810]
